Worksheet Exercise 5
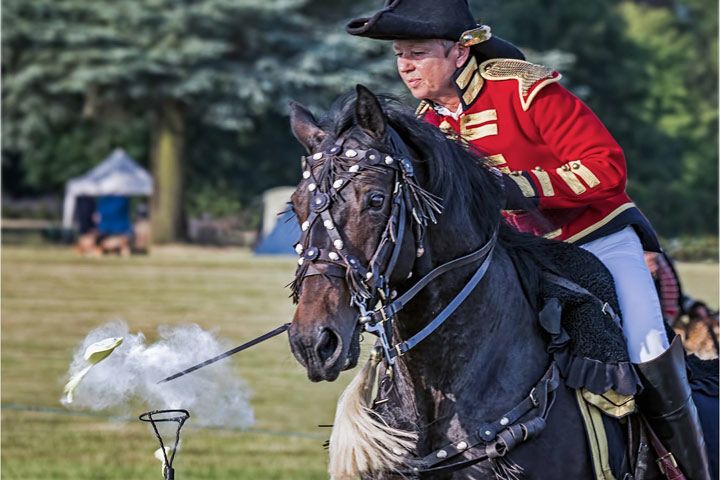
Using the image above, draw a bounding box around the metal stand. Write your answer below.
[139,409,190,480]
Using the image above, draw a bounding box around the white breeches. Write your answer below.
[580,226,670,363]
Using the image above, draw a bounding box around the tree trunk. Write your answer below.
[150,100,186,243]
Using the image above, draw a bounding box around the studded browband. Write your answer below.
[292,127,497,366]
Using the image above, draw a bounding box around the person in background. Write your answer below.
[132,203,151,254]
[645,251,719,355]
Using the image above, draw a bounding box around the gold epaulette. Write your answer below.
[479,59,562,111]
[415,100,431,117]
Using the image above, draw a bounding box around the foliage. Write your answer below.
[663,235,719,262]
[2,0,399,233]
[619,0,718,235]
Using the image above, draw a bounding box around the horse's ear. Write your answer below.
[355,85,386,139]
[289,101,327,152]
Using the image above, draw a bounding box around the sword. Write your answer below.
[158,323,290,384]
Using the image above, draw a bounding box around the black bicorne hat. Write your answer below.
[346,0,525,61]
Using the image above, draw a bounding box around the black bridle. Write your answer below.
[292,127,497,367]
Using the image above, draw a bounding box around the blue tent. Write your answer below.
[255,187,300,255]
[255,210,300,255]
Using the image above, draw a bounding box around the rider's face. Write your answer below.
[393,39,467,106]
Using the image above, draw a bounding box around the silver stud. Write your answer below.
[349,165,360,173]
[369,154,376,160]
[416,247,425,257]
[301,221,310,231]
[333,179,343,189]
[295,244,304,255]
[500,417,509,426]
[297,257,304,266]
[302,170,311,179]
[345,149,358,158]
[484,430,492,437]
[323,219,334,230]
[308,183,316,192]
[456,441,468,450]
[384,156,394,165]
[406,271,413,279]
[390,290,397,299]
[328,252,340,261]
[333,239,344,250]
[436,450,447,459]
[313,152,323,160]
[365,271,373,280]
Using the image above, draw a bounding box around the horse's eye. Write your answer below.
[368,193,385,209]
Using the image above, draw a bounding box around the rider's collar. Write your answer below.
[451,54,485,109]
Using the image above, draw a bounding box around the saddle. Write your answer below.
[512,238,641,397]
[521,239,719,479]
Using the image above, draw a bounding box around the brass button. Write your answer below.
[534,166,544,172]
[572,162,581,170]
[562,165,571,172]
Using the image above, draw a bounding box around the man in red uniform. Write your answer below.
[346,1,710,478]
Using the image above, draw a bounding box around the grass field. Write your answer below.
[2,245,718,479]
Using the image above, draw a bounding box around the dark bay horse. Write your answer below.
[287,86,627,479]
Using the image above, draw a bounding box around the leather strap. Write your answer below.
[398,362,561,475]
[641,415,686,480]
[379,229,498,321]
[392,238,496,357]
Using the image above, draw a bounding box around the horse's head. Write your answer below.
[286,86,432,382]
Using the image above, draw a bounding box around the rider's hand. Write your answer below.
[502,174,530,211]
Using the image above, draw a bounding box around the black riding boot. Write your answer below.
[635,336,711,480]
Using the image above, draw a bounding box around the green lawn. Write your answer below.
[2,245,718,479]
[2,246,351,479]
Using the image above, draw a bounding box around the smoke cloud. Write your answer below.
[61,320,254,429]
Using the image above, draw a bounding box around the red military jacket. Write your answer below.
[420,57,657,249]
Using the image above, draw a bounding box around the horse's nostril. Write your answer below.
[315,328,341,366]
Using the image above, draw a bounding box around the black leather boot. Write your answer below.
[635,336,711,480]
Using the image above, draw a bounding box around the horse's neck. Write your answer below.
[391,242,551,444]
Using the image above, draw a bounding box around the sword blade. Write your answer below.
[157,323,290,384]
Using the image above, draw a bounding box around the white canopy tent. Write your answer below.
[62,148,153,229]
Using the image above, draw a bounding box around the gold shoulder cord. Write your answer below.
[479,59,561,111]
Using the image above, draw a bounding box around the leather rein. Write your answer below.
[291,127,498,367]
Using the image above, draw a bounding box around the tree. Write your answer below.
[619,0,718,234]
[3,0,398,241]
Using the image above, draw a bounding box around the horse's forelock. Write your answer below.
[319,92,504,240]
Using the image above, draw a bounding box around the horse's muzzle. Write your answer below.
[289,322,361,382]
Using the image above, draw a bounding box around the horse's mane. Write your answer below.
[319,92,567,308]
